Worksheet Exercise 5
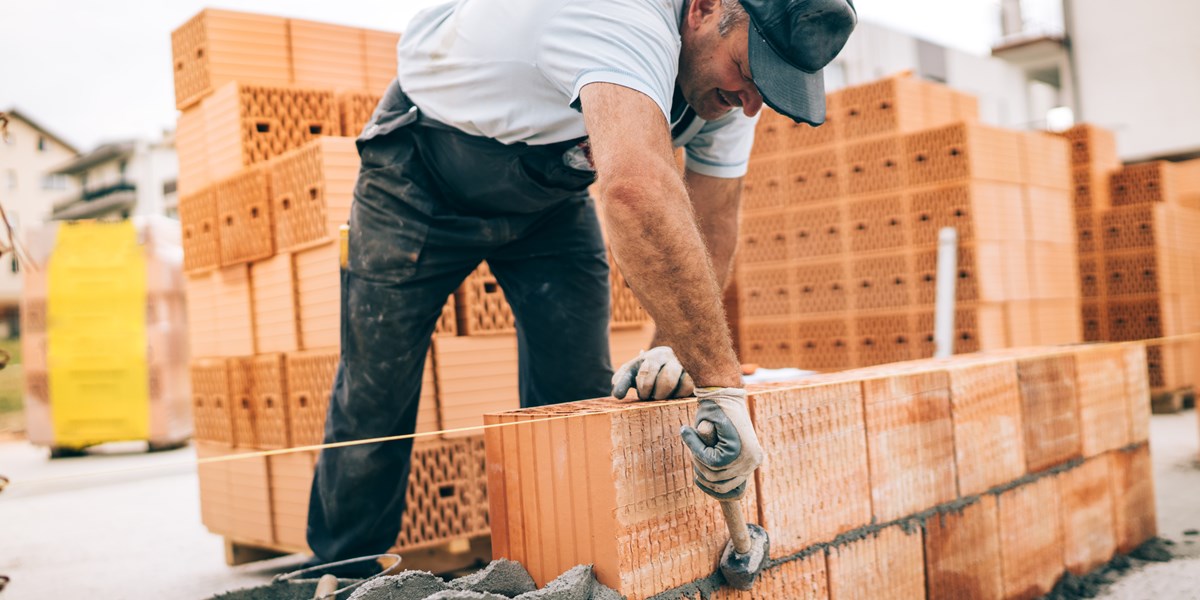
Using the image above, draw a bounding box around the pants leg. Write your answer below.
[306,131,489,561]
[488,194,614,408]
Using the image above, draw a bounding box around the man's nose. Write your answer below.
[740,88,764,117]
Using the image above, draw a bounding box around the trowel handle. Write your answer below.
[695,420,754,555]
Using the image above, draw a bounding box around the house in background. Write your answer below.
[0,109,80,335]
[49,130,178,222]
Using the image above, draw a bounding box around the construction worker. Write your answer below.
[306,0,856,572]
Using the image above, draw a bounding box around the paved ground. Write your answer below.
[0,411,1196,599]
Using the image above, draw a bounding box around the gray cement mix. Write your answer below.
[424,591,510,600]
[347,571,448,600]
[448,559,537,597]
[512,564,595,600]
[209,579,361,600]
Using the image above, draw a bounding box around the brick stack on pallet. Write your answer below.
[735,72,1081,370]
[1063,124,1200,406]
[485,342,1156,599]
[174,9,654,562]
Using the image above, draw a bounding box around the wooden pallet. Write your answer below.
[1150,385,1195,414]
[223,534,492,574]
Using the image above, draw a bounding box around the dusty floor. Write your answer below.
[0,411,1196,599]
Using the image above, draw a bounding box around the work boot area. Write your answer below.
[4,3,1200,599]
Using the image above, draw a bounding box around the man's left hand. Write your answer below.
[611,346,696,400]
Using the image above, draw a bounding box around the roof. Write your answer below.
[48,140,137,175]
[1,108,81,155]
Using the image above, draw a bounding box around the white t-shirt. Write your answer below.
[396,0,758,178]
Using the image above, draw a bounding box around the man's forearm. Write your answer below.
[600,171,742,389]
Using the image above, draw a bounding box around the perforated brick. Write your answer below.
[913,242,1012,305]
[914,305,1005,357]
[905,122,1023,187]
[171,9,291,110]
[268,450,315,551]
[794,259,849,315]
[269,137,358,252]
[250,252,299,353]
[1100,205,1161,253]
[250,353,289,449]
[1018,130,1071,190]
[1016,352,1082,472]
[787,148,843,203]
[851,254,912,311]
[215,265,256,357]
[843,136,906,196]
[228,448,274,544]
[1073,346,1132,457]
[997,476,1065,600]
[1103,250,1162,298]
[924,495,1003,600]
[285,348,338,447]
[456,261,517,335]
[750,381,871,554]
[1023,185,1075,245]
[185,272,220,359]
[847,194,909,253]
[1076,212,1100,255]
[191,358,234,444]
[176,108,211,196]
[856,313,914,367]
[838,74,927,140]
[1078,254,1102,298]
[739,212,791,264]
[1107,297,1166,342]
[740,265,795,319]
[1059,123,1120,170]
[1081,300,1107,342]
[179,186,220,273]
[294,242,340,350]
[434,334,519,437]
[910,181,1026,246]
[789,203,846,259]
[394,436,490,551]
[228,357,256,449]
[289,19,367,89]
[741,155,790,213]
[215,166,274,266]
[701,549,829,600]
[337,90,382,137]
[826,525,925,600]
[1059,455,1117,575]
[795,318,853,371]
[862,369,956,521]
[196,442,235,536]
[363,29,402,92]
[435,294,458,336]
[751,92,842,155]
[740,319,797,368]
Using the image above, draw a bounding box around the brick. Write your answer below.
[1103,250,1163,298]
[268,450,316,552]
[363,29,402,92]
[1018,131,1071,190]
[294,242,340,350]
[843,136,907,196]
[215,166,274,266]
[997,476,1064,600]
[1022,186,1074,245]
[862,369,956,521]
[847,194,909,253]
[740,265,795,319]
[739,212,791,264]
[1071,165,1115,214]
[788,148,843,203]
[1015,352,1082,472]
[1033,299,1082,346]
[1073,345,1131,456]
[826,526,925,600]
[285,348,338,447]
[435,294,458,336]
[214,265,255,357]
[196,441,236,536]
[749,381,872,554]
[1058,124,1120,171]
[434,334,519,438]
[179,186,220,273]
[289,19,367,89]
[337,90,382,138]
[850,254,912,311]
[171,9,291,110]
[228,448,275,544]
[794,259,850,315]
[905,123,1023,187]
[914,304,1008,357]
[1106,296,1167,342]
[1100,204,1163,253]
[204,82,340,182]
[739,319,797,368]
[250,252,299,353]
[456,261,517,335]
[1109,444,1157,553]
[741,155,791,213]
[1058,455,1117,575]
[1030,242,1079,300]
[1110,160,1200,209]
[184,272,220,358]
[394,436,489,551]
[924,496,1004,600]
[855,312,915,367]
[913,242,1015,305]
[191,358,235,445]
[1075,212,1100,255]
[910,182,1025,246]
[943,358,1026,496]
[795,318,853,371]
[1122,344,1151,443]
[228,357,257,449]
[750,91,842,156]
[176,108,210,195]
[706,551,829,600]
[250,353,290,449]
[484,397,759,599]
[1081,300,1107,342]
[269,137,358,253]
[790,203,847,260]
[838,74,927,140]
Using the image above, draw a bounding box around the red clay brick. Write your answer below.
[943,358,1026,496]
[1109,444,1157,554]
[1122,344,1152,443]
[997,476,1065,600]
[924,495,1004,600]
[1058,455,1117,575]
[1015,353,1082,472]
[826,525,925,599]
[862,370,957,521]
[1073,345,1131,456]
[707,551,829,599]
[749,381,872,554]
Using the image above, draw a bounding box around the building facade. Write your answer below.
[49,131,178,222]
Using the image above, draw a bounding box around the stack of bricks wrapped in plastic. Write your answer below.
[485,342,1156,599]
[1061,123,1200,401]
[174,9,653,558]
[736,72,1081,370]
[20,218,192,451]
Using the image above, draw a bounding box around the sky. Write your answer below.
[0,0,1010,153]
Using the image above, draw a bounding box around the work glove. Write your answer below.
[611,346,695,400]
[680,387,763,500]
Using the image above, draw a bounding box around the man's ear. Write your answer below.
[686,0,721,29]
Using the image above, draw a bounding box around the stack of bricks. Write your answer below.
[485,342,1156,599]
[736,72,1081,370]
[1062,123,1200,397]
[175,9,655,559]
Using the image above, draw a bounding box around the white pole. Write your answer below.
[934,227,958,359]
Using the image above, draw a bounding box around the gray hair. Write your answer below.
[717,0,750,36]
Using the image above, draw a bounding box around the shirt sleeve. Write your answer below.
[536,0,680,123]
[684,110,759,179]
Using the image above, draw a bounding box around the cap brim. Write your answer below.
[748,31,827,126]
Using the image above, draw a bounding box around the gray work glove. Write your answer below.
[680,387,764,500]
[611,346,696,400]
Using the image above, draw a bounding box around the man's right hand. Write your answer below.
[611,346,696,400]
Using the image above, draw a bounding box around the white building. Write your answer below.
[49,130,179,221]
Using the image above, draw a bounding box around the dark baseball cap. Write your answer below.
[740,0,857,125]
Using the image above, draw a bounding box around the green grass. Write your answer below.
[0,338,24,415]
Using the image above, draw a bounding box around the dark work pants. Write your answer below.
[306,85,615,562]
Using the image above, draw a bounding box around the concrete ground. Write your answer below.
[0,411,1197,600]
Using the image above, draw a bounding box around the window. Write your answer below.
[41,174,67,190]
[5,170,15,190]
[162,180,177,195]
[10,257,17,274]
[37,136,47,152]
[118,160,128,178]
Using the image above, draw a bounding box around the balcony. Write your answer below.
[52,180,137,220]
